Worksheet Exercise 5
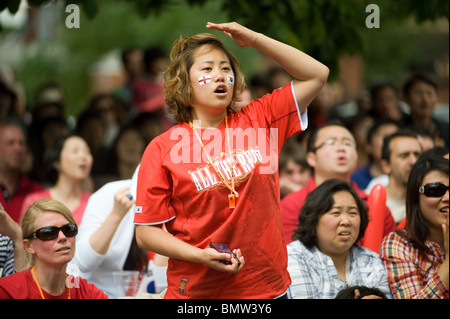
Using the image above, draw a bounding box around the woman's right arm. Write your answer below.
[88,187,134,255]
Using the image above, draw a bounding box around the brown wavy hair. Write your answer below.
[163,33,246,124]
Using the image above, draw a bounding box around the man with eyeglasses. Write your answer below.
[281,121,396,244]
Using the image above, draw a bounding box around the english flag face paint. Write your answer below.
[198,75,212,86]
[227,75,234,85]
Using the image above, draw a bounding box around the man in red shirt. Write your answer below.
[0,122,43,223]
[281,121,396,244]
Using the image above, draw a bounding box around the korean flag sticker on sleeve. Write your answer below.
[135,206,143,214]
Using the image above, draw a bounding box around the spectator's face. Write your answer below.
[307,126,358,180]
[316,191,361,258]
[189,46,234,119]
[368,123,399,161]
[24,211,76,268]
[382,136,422,186]
[405,81,438,118]
[279,159,311,189]
[373,87,401,120]
[115,129,145,166]
[0,125,26,171]
[419,170,449,235]
[57,136,93,182]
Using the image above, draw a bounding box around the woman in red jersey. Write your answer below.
[134,22,329,299]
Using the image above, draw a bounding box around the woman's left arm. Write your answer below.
[206,22,329,114]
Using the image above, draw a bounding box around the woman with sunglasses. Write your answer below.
[0,199,107,299]
[380,155,449,299]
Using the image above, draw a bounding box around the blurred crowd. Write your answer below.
[0,42,449,299]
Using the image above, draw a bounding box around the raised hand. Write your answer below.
[206,22,259,48]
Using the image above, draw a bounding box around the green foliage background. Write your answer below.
[1,0,448,117]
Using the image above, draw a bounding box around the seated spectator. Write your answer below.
[0,122,43,223]
[113,46,144,112]
[110,126,146,179]
[87,94,128,149]
[380,156,449,299]
[279,137,312,198]
[70,166,168,298]
[28,116,71,185]
[0,80,25,128]
[351,118,399,190]
[287,179,392,299]
[347,113,375,168]
[377,130,422,224]
[132,46,167,114]
[132,111,165,146]
[401,73,448,147]
[408,124,436,152]
[368,81,403,122]
[75,109,109,181]
[21,134,93,225]
[1,202,27,276]
[0,199,108,298]
[281,121,396,244]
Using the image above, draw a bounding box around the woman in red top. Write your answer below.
[134,22,329,298]
[20,134,93,226]
[0,199,107,299]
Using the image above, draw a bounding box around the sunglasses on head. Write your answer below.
[419,183,449,198]
[25,223,78,241]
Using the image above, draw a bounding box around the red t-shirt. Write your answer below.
[20,189,91,225]
[0,268,108,299]
[0,174,43,223]
[134,83,306,298]
[280,177,397,244]
[132,77,165,113]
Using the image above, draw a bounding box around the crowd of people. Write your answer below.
[0,21,448,300]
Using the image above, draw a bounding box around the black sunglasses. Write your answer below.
[25,223,78,241]
[419,183,449,198]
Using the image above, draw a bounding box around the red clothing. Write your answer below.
[281,177,396,244]
[20,189,91,225]
[135,83,304,298]
[132,77,165,113]
[0,174,43,223]
[0,268,108,299]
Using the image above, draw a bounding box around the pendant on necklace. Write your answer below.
[228,194,236,208]
[228,191,239,209]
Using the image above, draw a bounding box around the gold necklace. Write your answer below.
[31,266,71,299]
[189,115,239,208]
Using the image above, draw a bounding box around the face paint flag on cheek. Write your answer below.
[198,75,212,86]
[227,75,234,85]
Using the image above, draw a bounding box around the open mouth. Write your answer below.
[214,85,227,94]
[336,156,348,164]
[78,163,89,171]
[338,231,352,240]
